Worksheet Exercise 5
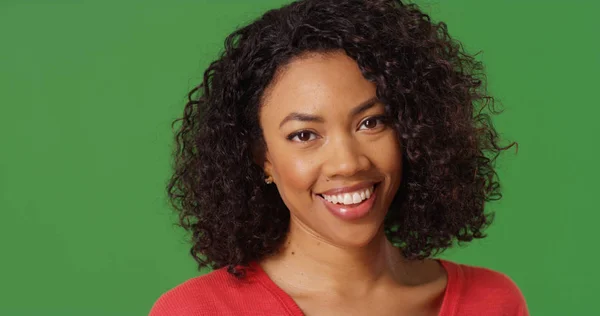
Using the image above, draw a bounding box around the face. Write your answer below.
[259,50,403,248]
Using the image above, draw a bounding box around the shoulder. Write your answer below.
[440,260,529,316]
[148,266,264,316]
[450,260,522,292]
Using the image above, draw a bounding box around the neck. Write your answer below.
[259,217,412,297]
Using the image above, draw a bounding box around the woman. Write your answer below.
[150,0,527,315]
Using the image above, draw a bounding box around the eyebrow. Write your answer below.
[278,96,380,129]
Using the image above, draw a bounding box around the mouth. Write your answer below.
[317,182,380,206]
[316,182,380,221]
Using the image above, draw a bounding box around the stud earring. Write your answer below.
[264,176,273,184]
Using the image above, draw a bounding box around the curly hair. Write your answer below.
[167,0,517,278]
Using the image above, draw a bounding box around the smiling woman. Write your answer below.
[150,0,527,315]
[259,53,404,249]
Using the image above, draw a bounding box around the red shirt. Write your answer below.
[149,259,529,315]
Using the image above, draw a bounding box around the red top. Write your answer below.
[149,259,529,315]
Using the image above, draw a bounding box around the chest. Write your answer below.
[291,289,444,316]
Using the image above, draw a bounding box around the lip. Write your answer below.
[317,181,378,196]
[318,188,377,221]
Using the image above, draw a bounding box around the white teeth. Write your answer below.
[343,193,353,204]
[322,186,375,205]
[352,193,361,204]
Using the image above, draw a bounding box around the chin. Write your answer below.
[325,222,385,248]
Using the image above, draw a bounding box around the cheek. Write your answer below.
[372,134,403,178]
[272,148,320,193]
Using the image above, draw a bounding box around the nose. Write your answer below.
[322,135,371,179]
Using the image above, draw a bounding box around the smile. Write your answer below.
[316,182,380,221]
[321,186,374,205]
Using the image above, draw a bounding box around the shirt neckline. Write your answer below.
[248,261,305,316]
[248,259,461,316]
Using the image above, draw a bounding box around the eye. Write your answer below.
[287,130,318,142]
[358,116,386,131]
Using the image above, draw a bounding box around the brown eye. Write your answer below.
[287,130,317,142]
[363,118,378,129]
[359,117,383,130]
[297,132,312,141]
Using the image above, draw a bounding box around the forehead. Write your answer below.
[260,51,377,115]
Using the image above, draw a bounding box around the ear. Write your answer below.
[251,139,272,176]
[262,150,274,178]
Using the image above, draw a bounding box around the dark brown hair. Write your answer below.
[167,0,517,277]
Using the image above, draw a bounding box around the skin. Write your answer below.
[258,50,447,316]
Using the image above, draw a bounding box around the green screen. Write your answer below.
[1,1,598,315]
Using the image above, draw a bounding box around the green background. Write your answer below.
[1,0,598,315]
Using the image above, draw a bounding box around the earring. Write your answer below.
[264,176,273,184]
